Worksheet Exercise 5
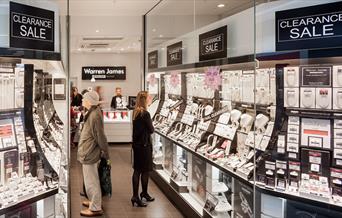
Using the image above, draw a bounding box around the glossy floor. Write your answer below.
[70,144,184,218]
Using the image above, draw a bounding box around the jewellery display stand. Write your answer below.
[0,60,67,217]
[150,64,276,217]
[145,3,342,217]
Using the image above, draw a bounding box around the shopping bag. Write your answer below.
[98,158,112,197]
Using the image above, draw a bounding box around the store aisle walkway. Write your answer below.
[70,144,183,218]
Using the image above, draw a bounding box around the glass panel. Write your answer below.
[146,1,256,217]
[0,0,69,217]
[255,0,342,217]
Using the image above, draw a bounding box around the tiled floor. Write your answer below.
[70,144,184,218]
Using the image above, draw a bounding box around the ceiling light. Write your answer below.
[152,28,156,32]
[120,48,124,51]
[77,48,81,51]
[107,48,111,51]
[217,4,225,8]
[159,34,163,38]
[95,30,100,33]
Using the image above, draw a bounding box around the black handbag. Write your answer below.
[98,158,112,197]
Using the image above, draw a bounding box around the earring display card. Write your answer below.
[301,118,331,149]
[288,161,300,190]
[284,88,299,107]
[300,88,316,109]
[277,135,286,154]
[333,65,342,88]
[284,67,299,88]
[315,88,332,109]
[333,88,342,109]
[241,72,254,104]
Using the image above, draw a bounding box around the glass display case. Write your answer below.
[103,109,132,143]
[0,0,69,217]
[145,0,342,217]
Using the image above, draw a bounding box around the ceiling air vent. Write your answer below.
[82,37,124,41]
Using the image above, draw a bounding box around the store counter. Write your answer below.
[103,108,132,143]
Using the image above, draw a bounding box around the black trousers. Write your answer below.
[132,170,149,198]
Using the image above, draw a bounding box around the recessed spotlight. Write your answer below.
[77,48,81,51]
[107,48,111,51]
[120,48,124,51]
[217,4,225,8]
[95,30,100,33]
[159,34,163,38]
[161,47,165,50]
[152,28,156,32]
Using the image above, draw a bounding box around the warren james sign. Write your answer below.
[82,67,126,80]
[199,26,227,61]
[276,1,342,51]
[10,2,55,51]
[167,41,182,66]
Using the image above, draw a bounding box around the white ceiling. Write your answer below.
[65,0,265,54]
[68,0,159,16]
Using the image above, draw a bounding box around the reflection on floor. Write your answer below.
[70,144,184,218]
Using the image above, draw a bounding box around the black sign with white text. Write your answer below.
[82,66,126,80]
[167,41,182,66]
[300,66,332,87]
[199,26,227,61]
[10,2,55,51]
[148,50,158,69]
[276,1,342,51]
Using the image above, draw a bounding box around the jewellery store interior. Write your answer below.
[2,0,342,217]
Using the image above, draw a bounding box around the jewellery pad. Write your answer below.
[284,67,299,87]
[240,114,254,132]
[316,88,331,109]
[230,109,242,127]
[255,114,269,133]
[300,88,316,108]
[284,88,299,107]
[217,112,230,125]
[333,66,342,87]
[333,88,342,109]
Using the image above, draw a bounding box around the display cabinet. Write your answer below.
[0,0,69,216]
[145,0,342,217]
[0,60,68,217]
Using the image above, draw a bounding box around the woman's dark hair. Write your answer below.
[81,89,89,95]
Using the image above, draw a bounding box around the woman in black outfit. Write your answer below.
[71,87,83,107]
[131,91,155,207]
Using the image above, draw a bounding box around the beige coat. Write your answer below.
[77,106,109,164]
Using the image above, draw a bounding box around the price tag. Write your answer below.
[310,163,320,172]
